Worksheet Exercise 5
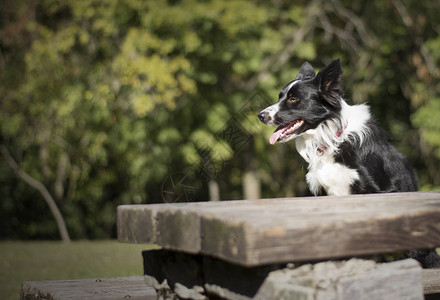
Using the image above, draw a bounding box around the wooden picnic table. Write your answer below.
[118,191,440,266]
[21,191,440,300]
[116,191,440,300]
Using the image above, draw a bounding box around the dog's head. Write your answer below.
[258,59,343,144]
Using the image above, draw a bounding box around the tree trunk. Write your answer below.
[243,139,261,200]
[208,179,220,201]
[1,145,71,242]
[243,171,260,200]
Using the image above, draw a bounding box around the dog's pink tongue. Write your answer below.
[269,129,283,145]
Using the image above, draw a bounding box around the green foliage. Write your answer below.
[413,98,440,157]
[1,0,440,239]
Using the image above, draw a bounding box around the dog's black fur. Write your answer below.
[258,59,439,268]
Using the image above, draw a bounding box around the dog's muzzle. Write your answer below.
[258,111,270,124]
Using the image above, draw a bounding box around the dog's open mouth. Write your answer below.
[269,119,305,144]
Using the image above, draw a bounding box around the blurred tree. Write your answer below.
[1,0,439,239]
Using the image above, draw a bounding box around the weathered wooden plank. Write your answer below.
[117,205,157,244]
[156,209,202,253]
[246,213,439,265]
[117,203,200,248]
[422,268,440,294]
[20,276,156,300]
[118,191,440,266]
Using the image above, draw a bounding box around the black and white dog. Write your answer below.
[258,59,439,268]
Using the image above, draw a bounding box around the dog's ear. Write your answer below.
[296,62,316,80]
[315,59,343,107]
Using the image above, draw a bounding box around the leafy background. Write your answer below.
[1,0,440,240]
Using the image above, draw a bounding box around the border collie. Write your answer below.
[258,59,439,268]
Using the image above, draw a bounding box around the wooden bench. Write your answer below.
[20,276,157,300]
[117,191,440,300]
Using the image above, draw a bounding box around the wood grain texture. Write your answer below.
[20,276,156,300]
[156,209,201,253]
[422,268,440,294]
[118,191,440,266]
[117,205,156,244]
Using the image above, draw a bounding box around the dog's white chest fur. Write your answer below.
[304,152,359,196]
[295,103,370,196]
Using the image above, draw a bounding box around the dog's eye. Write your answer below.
[289,97,298,103]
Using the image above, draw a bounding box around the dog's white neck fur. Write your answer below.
[295,100,371,196]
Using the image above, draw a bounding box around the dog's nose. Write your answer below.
[258,111,268,123]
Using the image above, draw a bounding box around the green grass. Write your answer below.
[0,240,157,300]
